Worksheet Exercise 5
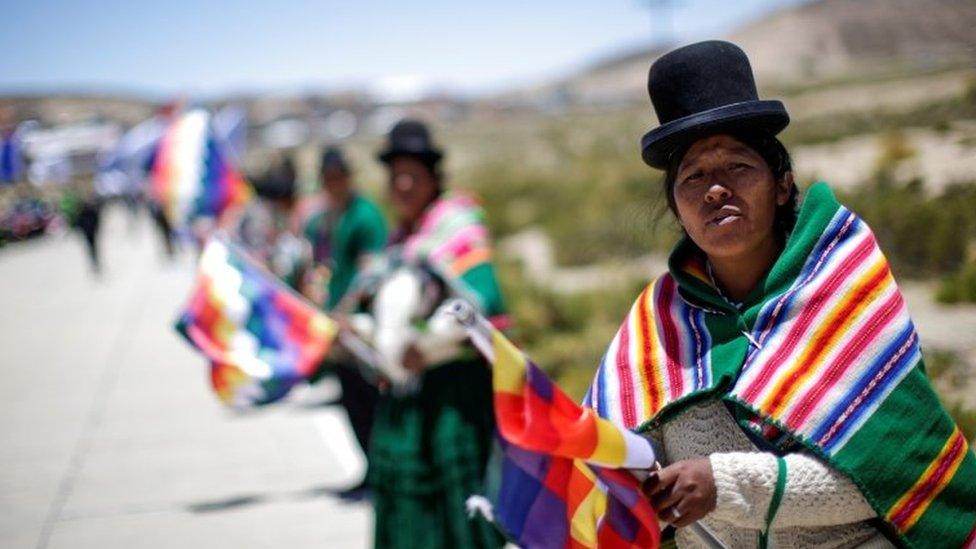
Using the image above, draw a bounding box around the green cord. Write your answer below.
[759,456,787,549]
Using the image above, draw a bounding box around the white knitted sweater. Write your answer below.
[651,400,895,548]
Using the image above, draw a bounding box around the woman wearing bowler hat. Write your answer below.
[361,119,507,549]
[584,41,976,548]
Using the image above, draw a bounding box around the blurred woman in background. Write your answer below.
[301,146,387,501]
[351,119,506,549]
[237,152,305,287]
[60,178,103,274]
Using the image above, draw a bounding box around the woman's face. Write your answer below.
[320,166,351,205]
[672,134,792,261]
[387,156,439,227]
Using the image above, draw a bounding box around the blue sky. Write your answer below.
[0,0,810,98]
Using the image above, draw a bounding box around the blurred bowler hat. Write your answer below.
[252,157,296,200]
[320,146,350,173]
[377,119,443,166]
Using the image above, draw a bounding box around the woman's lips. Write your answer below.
[707,205,743,226]
[715,214,742,226]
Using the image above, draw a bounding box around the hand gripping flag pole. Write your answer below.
[444,299,727,549]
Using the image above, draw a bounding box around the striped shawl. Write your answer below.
[586,183,976,548]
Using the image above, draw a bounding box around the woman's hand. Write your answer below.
[643,458,717,528]
[332,313,353,334]
[301,266,330,307]
[401,344,426,374]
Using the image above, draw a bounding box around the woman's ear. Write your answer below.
[776,171,795,206]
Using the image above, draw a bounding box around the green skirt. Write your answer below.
[368,359,504,549]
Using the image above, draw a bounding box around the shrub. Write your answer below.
[937,261,976,304]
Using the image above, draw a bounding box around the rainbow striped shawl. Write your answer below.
[394,192,508,326]
[586,183,976,548]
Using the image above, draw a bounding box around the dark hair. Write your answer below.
[253,155,297,201]
[415,154,443,184]
[320,146,350,175]
[663,132,798,235]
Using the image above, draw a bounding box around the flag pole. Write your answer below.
[443,299,729,549]
[444,299,495,361]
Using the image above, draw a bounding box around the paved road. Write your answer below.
[0,209,371,549]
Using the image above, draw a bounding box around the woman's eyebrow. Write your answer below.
[726,145,760,158]
[677,158,703,174]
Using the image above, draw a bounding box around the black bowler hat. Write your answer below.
[320,145,349,173]
[253,157,296,200]
[377,119,443,166]
[640,40,789,169]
